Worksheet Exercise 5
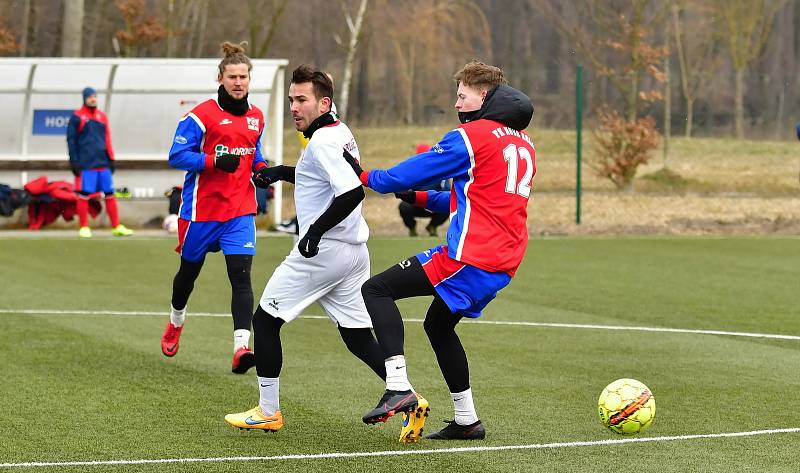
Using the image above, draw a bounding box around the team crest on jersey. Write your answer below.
[246,117,259,131]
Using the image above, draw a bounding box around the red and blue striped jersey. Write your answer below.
[168,98,267,222]
[365,119,535,276]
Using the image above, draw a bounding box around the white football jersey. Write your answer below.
[294,120,369,244]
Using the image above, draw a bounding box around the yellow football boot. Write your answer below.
[225,407,283,432]
[399,393,430,443]
[112,224,134,236]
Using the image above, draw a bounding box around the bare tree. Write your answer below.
[714,0,785,138]
[672,0,718,137]
[165,0,179,57]
[535,0,667,121]
[247,0,289,58]
[379,0,491,124]
[663,5,671,166]
[84,0,109,57]
[193,0,208,57]
[183,0,201,57]
[62,0,84,57]
[335,0,369,119]
[19,0,30,56]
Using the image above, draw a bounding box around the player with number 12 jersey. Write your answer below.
[346,69,534,442]
[360,84,535,283]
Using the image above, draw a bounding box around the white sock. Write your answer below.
[170,305,186,327]
[258,377,280,415]
[452,388,479,425]
[385,355,413,392]
[233,329,250,351]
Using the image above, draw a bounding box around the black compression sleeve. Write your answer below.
[310,186,364,234]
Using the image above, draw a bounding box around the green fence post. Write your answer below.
[576,64,583,225]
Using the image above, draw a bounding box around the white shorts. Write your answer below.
[258,239,371,328]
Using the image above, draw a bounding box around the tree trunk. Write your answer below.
[627,76,638,122]
[84,0,105,57]
[663,17,671,168]
[734,67,745,139]
[166,0,175,57]
[338,0,369,120]
[672,3,694,138]
[194,0,209,57]
[354,39,370,123]
[19,0,30,56]
[185,1,200,57]
[775,88,785,139]
[405,42,415,125]
[61,0,84,57]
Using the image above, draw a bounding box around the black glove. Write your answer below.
[214,153,240,173]
[69,162,81,177]
[394,190,416,204]
[253,166,291,188]
[298,224,323,258]
[342,150,363,176]
[108,160,115,174]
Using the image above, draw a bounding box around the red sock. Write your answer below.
[105,196,120,227]
[76,197,89,227]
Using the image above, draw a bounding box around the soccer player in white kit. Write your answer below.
[224,65,386,433]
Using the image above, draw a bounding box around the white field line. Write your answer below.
[1,428,799,469]
[1,309,799,341]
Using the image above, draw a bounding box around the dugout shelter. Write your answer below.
[0,57,288,224]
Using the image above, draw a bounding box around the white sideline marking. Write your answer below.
[1,428,798,469]
[1,309,799,341]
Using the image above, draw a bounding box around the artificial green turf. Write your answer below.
[1,235,798,472]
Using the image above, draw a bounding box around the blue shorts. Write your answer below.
[175,215,256,262]
[416,245,512,318]
[79,168,114,194]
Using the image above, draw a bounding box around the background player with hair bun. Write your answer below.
[160,41,267,374]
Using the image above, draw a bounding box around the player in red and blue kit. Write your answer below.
[66,86,133,238]
[344,61,535,441]
[160,42,267,374]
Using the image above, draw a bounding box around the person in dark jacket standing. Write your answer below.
[66,86,133,238]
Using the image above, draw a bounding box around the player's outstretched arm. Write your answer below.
[297,185,364,258]
[253,165,296,188]
[343,130,472,194]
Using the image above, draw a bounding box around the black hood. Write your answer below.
[458,84,534,131]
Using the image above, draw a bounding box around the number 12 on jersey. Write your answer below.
[503,144,534,198]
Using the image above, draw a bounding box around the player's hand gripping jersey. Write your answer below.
[169,98,267,222]
[362,85,535,276]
